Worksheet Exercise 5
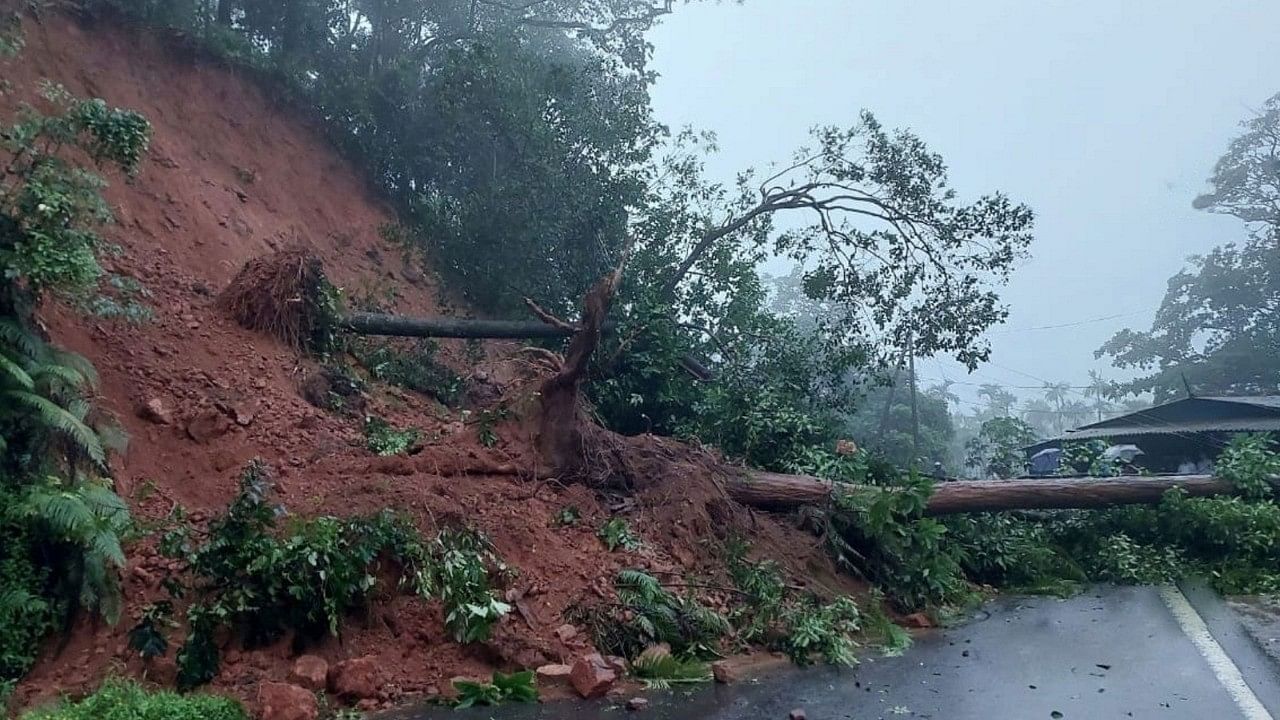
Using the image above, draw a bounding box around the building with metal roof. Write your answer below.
[1024,395,1280,473]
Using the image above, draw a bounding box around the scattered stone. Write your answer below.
[626,697,649,711]
[257,682,317,720]
[138,398,173,425]
[711,660,738,684]
[554,623,578,643]
[902,612,934,629]
[186,409,232,443]
[130,565,156,586]
[289,655,328,691]
[788,710,807,720]
[355,699,379,712]
[569,653,617,699]
[605,655,629,675]
[536,664,573,686]
[328,656,381,699]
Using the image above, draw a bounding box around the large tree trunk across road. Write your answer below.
[729,471,1242,516]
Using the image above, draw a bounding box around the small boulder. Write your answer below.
[626,697,649,712]
[605,656,629,675]
[902,612,934,629]
[138,398,172,425]
[570,653,617,699]
[289,655,328,691]
[711,660,738,684]
[554,623,578,643]
[186,409,232,443]
[328,656,381,699]
[257,682,317,720]
[535,663,573,686]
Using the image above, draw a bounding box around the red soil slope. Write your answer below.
[6,13,862,715]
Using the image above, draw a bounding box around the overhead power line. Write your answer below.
[988,309,1151,334]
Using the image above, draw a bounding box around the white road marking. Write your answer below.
[1159,585,1274,720]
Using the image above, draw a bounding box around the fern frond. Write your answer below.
[67,398,91,422]
[32,362,91,394]
[49,348,98,388]
[24,487,95,537]
[2,390,106,466]
[0,351,35,390]
[94,418,129,455]
[0,318,43,360]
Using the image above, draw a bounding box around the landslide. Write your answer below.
[7,13,862,714]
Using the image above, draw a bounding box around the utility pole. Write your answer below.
[908,334,921,468]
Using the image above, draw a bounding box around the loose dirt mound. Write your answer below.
[5,13,863,714]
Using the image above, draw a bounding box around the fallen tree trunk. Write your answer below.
[343,312,616,339]
[729,471,1243,516]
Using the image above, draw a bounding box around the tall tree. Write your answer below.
[1100,93,1280,401]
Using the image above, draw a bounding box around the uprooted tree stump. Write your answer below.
[218,247,338,350]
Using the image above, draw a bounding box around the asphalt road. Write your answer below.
[389,583,1280,720]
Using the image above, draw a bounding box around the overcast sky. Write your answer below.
[648,0,1280,412]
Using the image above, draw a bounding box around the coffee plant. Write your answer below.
[157,461,509,688]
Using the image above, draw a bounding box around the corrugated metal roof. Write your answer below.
[1198,395,1280,410]
[1058,417,1280,440]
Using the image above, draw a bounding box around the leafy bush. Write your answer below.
[349,338,463,406]
[778,596,862,666]
[1218,433,1280,499]
[0,61,148,690]
[1,81,150,311]
[362,415,419,456]
[597,518,641,552]
[452,671,537,708]
[725,542,865,665]
[158,461,509,688]
[576,569,729,660]
[19,679,246,720]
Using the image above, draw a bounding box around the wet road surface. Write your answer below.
[388,583,1280,720]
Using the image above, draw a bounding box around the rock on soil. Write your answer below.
[711,659,738,684]
[570,653,617,699]
[626,697,649,711]
[137,397,172,424]
[535,664,573,685]
[289,655,328,691]
[902,612,935,629]
[186,408,232,443]
[328,656,381,700]
[257,682,317,720]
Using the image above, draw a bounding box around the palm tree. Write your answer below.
[978,383,1017,418]
[929,380,961,409]
[1021,398,1058,436]
[1084,370,1116,422]
[1041,381,1072,412]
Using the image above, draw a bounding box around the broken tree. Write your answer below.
[727,471,1259,516]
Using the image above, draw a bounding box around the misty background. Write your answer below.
[649,0,1280,412]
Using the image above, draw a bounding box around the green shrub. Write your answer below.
[349,338,463,406]
[19,679,246,720]
[362,415,419,456]
[452,671,537,708]
[575,569,729,660]
[597,518,640,552]
[159,461,509,689]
